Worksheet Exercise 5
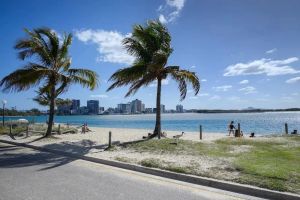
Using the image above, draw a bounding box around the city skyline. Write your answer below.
[57,98,184,115]
[1,0,300,110]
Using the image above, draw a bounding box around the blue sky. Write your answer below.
[0,0,300,110]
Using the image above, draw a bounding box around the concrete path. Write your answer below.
[0,143,264,200]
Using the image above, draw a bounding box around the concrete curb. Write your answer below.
[1,139,299,200]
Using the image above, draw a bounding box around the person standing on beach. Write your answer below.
[228,121,235,136]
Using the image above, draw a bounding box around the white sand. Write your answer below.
[8,126,225,145]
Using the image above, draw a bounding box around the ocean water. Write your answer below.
[5,112,300,135]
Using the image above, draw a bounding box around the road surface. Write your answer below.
[0,143,263,200]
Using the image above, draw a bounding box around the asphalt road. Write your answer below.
[0,143,263,200]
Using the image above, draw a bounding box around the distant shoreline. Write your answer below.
[4,109,300,117]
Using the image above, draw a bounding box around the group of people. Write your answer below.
[227,121,255,137]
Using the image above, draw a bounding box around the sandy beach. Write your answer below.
[0,125,226,165]
[3,126,225,145]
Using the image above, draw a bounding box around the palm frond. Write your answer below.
[59,33,72,63]
[107,63,148,91]
[169,68,200,100]
[67,68,99,90]
[125,73,157,97]
[0,63,51,92]
[34,28,60,61]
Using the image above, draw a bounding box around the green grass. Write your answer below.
[122,135,300,193]
[127,138,233,157]
[234,145,300,192]
[139,158,191,174]
[0,126,27,136]
[115,156,133,163]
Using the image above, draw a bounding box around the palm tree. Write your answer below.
[33,87,72,108]
[107,20,200,139]
[0,28,98,137]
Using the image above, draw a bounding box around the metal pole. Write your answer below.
[285,123,288,134]
[26,124,29,137]
[109,131,112,148]
[58,124,61,134]
[200,125,202,140]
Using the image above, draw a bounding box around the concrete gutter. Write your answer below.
[0,139,299,200]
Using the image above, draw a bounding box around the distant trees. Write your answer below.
[107,20,200,139]
[0,28,99,137]
[4,108,42,116]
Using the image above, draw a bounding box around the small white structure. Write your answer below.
[17,119,29,124]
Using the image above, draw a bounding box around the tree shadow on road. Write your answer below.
[0,139,107,171]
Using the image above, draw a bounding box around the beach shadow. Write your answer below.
[0,139,107,171]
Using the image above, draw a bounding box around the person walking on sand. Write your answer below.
[228,121,235,136]
[81,123,86,134]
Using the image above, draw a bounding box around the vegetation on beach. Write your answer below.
[0,123,78,136]
[107,20,200,139]
[1,108,42,116]
[0,28,99,137]
[117,135,300,193]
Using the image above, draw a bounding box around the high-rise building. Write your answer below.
[145,108,153,113]
[87,100,99,115]
[71,99,80,114]
[176,104,184,113]
[57,104,71,115]
[131,99,142,113]
[79,106,89,115]
[117,103,131,114]
[141,103,145,112]
[99,107,105,114]
[161,104,165,113]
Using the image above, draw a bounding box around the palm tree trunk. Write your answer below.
[45,87,55,137]
[153,78,162,139]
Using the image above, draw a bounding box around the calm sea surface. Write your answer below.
[5,112,300,135]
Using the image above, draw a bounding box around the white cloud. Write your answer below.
[149,79,169,87]
[190,65,196,69]
[198,93,210,97]
[90,94,108,98]
[239,86,256,94]
[286,76,300,84]
[239,80,249,84]
[224,57,300,76]
[75,29,134,65]
[292,92,298,96]
[210,95,221,100]
[201,79,207,82]
[158,0,186,23]
[189,92,210,99]
[266,48,277,54]
[213,85,232,92]
[159,14,167,24]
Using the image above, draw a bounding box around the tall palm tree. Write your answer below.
[0,28,98,137]
[107,20,200,139]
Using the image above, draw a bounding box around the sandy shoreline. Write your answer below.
[1,126,227,146]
